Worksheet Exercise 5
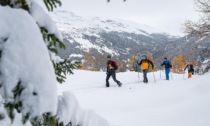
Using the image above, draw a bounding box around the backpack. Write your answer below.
[141,59,149,70]
[165,61,172,68]
[113,61,118,70]
[188,64,194,74]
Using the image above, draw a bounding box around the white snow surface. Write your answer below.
[203,58,210,64]
[0,6,57,117]
[58,70,210,126]
[69,54,83,58]
[56,91,110,126]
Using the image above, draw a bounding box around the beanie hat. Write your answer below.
[142,55,147,59]
[107,55,111,59]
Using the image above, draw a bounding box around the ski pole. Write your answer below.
[136,61,140,79]
[183,72,185,80]
[170,73,173,80]
[160,70,161,79]
[153,71,156,83]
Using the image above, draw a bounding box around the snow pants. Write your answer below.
[188,71,192,78]
[165,68,170,80]
[106,70,121,87]
[143,70,148,83]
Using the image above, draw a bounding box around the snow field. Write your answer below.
[58,70,210,126]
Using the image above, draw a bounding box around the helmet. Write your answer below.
[107,55,111,59]
[142,55,147,59]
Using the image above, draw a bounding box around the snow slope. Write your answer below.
[58,70,210,126]
[50,10,158,35]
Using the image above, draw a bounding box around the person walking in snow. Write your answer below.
[184,61,194,79]
[161,57,172,80]
[137,55,154,83]
[106,55,122,87]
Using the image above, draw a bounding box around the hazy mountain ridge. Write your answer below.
[50,10,210,72]
[50,10,175,57]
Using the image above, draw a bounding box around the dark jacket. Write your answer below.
[161,60,172,69]
[107,60,117,72]
[184,64,194,72]
[138,59,154,70]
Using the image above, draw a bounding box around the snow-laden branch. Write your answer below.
[0,5,57,118]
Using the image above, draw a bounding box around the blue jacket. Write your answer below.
[161,60,172,69]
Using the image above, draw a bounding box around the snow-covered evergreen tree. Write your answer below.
[0,0,109,126]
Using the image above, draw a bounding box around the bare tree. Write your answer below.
[183,0,210,38]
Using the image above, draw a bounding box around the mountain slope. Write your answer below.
[50,10,179,70]
[50,10,210,72]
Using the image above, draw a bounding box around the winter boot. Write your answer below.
[117,81,122,87]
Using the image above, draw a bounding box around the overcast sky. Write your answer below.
[57,0,200,36]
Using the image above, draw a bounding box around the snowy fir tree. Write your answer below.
[0,0,109,126]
